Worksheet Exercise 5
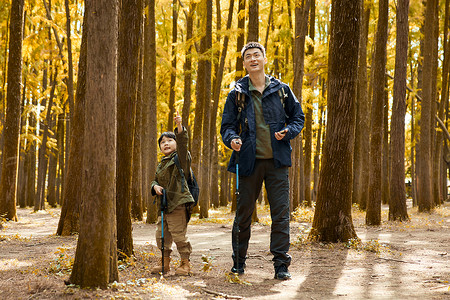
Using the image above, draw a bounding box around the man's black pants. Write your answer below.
[232,159,292,268]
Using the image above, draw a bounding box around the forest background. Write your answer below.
[0,0,449,290]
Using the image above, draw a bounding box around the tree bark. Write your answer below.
[57,13,87,236]
[69,0,119,288]
[389,0,410,222]
[353,5,370,210]
[366,0,388,225]
[247,0,258,42]
[116,0,143,257]
[0,0,24,222]
[167,0,178,131]
[199,0,212,219]
[417,0,438,212]
[144,0,158,224]
[311,0,359,242]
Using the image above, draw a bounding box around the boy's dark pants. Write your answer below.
[232,159,292,268]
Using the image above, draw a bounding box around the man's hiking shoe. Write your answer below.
[274,264,291,280]
[231,263,245,275]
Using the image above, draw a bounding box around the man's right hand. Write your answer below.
[231,138,242,151]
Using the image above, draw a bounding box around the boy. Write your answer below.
[151,112,194,275]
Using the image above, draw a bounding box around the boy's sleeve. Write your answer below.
[150,180,159,196]
[174,126,191,174]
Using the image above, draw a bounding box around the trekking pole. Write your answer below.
[234,149,240,273]
[160,189,167,275]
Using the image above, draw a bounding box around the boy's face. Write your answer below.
[160,136,177,156]
[242,48,267,74]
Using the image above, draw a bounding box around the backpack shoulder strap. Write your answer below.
[278,86,289,118]
[235,90,246,121]
[277,86,287,110]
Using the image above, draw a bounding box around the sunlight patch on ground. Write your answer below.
[0,259,32,271]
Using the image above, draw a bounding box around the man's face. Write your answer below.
[242,48,266,74]
[160,136,177,156]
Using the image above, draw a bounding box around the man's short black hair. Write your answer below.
[158,131,176,149]
[241,42,266,58]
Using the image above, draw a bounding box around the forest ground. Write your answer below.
[0,201,449,300]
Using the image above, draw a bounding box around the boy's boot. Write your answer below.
[151,256,170,274]
[175,258,190,276]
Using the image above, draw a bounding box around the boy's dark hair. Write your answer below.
[158,131,176,148]
[241,42,266,58]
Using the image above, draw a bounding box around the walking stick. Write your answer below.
[160,189,167,275]
[234,150,240,273]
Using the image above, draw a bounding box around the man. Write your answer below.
[221,42,305,280]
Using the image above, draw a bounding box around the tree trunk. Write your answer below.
[167,0,178,131]
[382,77,390,206]
[199,0,212,219]
[312,100,324,202]
[293,0,310,209]
[437,0,450,205]
[417,0,438,212]
[18,81,27,208]
[25,97,37,207]
[310,0,359,242]
[211,0,235,209]
[366,0,388,225]
[144,0,158,224]
[47,115,58,208]
[116,0,143,258]
[65,0,75,164]
[131,53,143,221]
[235,0,245,80]
[0,0,24,222]
[182,1,195,136]
[69,0,119,287]
[354,5,370,210]
[247,0,258,42]
[57,13,87,236]
[389,0,410,222]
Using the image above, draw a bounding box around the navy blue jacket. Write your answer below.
[220,75,305,176]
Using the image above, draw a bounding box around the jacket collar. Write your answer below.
[235,75,282,97]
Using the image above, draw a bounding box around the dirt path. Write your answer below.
[1,204,449,299]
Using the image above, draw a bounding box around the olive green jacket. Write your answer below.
[151,127,195,213]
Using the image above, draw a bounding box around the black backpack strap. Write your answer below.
[278,86,288,118]
[235,91,249,134]
[235,90,245,122]
[173,154,186,193]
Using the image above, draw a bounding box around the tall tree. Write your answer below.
[310,0,360,242]
[235,0,245,80]
[417,0,437,212]
[167,0,178,131]
[181,1,196,131]
[69,0,119,288]
[389,0,410,221]
[292,0,310,209]
[248,0,258,42]
[366,0,389,225]
[57,13,87,236]
[35,69,57,211]
[0,0,24,222]
[143,0,158,224]
[353,3,370,209]
[199,0,212,218]
[116,0,143,257]
[303,0,313,207]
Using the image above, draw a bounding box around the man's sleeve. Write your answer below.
[283,85,305,140]
[220,90,241,148]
